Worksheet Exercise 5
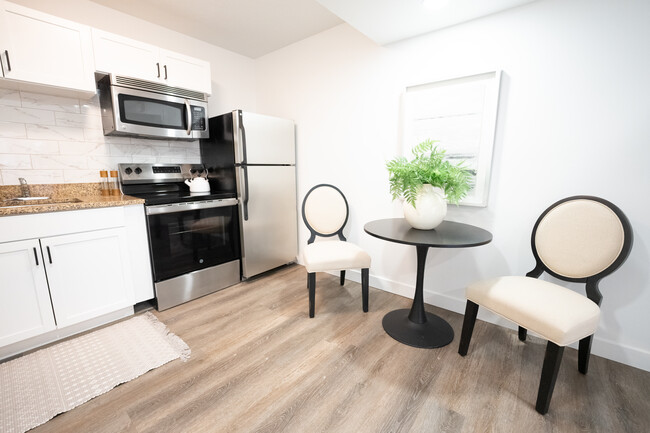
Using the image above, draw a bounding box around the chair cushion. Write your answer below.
[302,241,371,273]
[466,276,600,346]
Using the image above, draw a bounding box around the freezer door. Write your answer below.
[236,165,298,278]
[236,111,295,165]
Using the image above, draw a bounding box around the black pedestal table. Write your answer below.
[364,218,492,349]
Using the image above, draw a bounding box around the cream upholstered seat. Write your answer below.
[467,277,601,346]
[458,196,633,415]
[301,184,371,318]
[303,241,370,273]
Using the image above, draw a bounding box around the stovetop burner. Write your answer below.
[117,163,236,205]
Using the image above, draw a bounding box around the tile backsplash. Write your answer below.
[0,88,201,185]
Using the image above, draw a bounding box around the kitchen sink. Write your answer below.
[0,197,83,208]
[11,196,51,200]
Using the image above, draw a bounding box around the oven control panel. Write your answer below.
[118,163,207,184]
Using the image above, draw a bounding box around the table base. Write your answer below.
[382,309,454,349]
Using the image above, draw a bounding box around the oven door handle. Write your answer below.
[146,198,238,215]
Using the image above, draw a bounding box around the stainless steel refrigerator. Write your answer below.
[200,110,298,279]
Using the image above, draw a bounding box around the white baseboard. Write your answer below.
[333,269,650,372]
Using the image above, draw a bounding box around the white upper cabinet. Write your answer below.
[0,0,8,59]
[92,29,212,95]
[92,29,160,82]
[159,49,212,95]
[0,2,95,93]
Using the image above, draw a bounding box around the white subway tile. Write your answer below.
[0,121,26,138]
[156,156,199,164]
[55,111,103,129]
[130,137,170,147]
[0,154,31,169]
[109,143,156,156]
[19,92,80,113]
[83,128,106,142]
[26,124,85,141]
[63,169,103,183]
[186,148,201,158]
[169,139,199,148]
[131,155,155,164]
[86,155,126,170]
[80,95,101,116]
[82,129,132,144]
[58,141,109,156]
[2,169,64,185]
[0,106,55,125]
[104,135,132,145]
[184,155,201,164]
[163,147,189,159]
[31,155,87,170]
[0,88,21,107]
[0,138,59,154]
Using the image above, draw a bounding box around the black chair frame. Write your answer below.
[458,195,633,414]
[301,184,369,317]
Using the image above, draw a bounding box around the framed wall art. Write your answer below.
[403,71,502,206]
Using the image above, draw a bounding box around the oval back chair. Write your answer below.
[458,195,633,414]
[301,184,371,318]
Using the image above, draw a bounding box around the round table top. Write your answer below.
[364,218,492,248]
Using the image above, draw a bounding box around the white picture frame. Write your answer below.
[403,71,502,207]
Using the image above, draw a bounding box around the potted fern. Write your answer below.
[386,139,471,229]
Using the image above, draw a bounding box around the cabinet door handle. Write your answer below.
[164,64,167,80]
[4,50,10,72]
[156,62,160,78]
[46,246,52,264]
[33,247,39,266]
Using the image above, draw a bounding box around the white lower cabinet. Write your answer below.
[41,228,133,328]
[0,238,55,347]
[0,205,154,359]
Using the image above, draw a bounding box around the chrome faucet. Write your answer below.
[18,177,30,197]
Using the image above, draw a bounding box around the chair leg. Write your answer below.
[458,300,479,356]
[535,341,565,415]
[578,335,593,374]
[308,272,316,318]
[339,270,346,285]
[361,268,369,313]
[519,326,528,341]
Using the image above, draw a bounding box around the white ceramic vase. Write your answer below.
[402,184,447,230]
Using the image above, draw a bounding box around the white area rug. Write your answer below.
[0,312,190,433]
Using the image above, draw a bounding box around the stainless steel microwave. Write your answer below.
[96,74,209,141]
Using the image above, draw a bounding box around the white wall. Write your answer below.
[0,0,256,184]
[255,0,650,371]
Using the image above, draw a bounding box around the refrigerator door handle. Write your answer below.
[234,110,248,165]
[239,111,248,164]
[241,165,249,221]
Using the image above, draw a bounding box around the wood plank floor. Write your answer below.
[31,264,650,433]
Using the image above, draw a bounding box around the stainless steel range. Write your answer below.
[118,163,241,310]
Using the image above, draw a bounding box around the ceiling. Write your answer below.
[317,0,540,46]
[90,0,539,59]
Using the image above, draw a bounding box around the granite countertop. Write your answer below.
[0,183,144,217]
